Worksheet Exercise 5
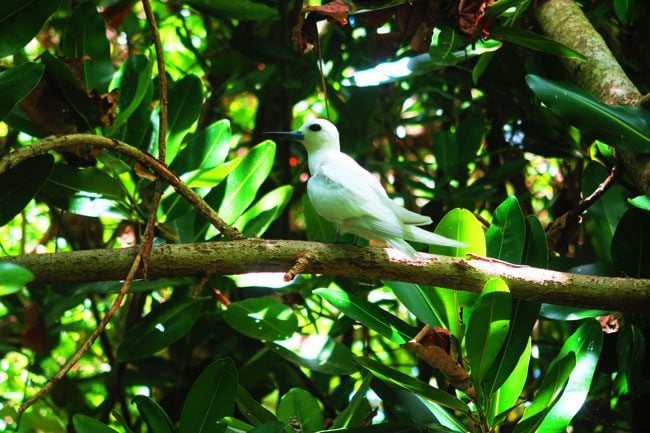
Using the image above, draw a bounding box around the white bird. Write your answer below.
[265,119,466,258]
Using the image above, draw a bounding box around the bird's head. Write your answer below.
[264,119,340,154]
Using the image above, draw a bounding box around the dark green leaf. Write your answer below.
[614,0,633,24]
[223,297,298,341]
[465,278,512,385]
[526,74,650,152]
[384,281,444,329]
[179,358,238,433]
[611,208,650,278]
[269,334,356,375]
[185,0,279,20]
[0,63,44,120]
[72,414,119,433]
[236,385,278,426]
[536,320,603,432]
[313,287,416,344]
[0,154,54,226]
[45,163,126,201]
[249,422,286,433]
[615,324,645,395]
[166,74,204,163]
[107,54,153,136]
[512,352,576,433]
[356,356,471,414]
[539,304,610,320]
[486,196,525,264]
[522,216,547,268]
[62,2,113,93]
[277,388,324,433]
[489,27,586,60]
[235,185,293,237]
[117,300,202,361]
[487,340,531,426]
[172,119,233,175]
[0,0,63,58]
[132,396,174,433]
[331,374,373,429]
[0,263,34,296]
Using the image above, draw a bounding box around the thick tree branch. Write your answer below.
[535,0,650,194]
[0,134,243,240]
[3,240,649,311]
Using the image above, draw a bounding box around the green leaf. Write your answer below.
[0,0,63,58]
[0,63,44,121]
[172,119,233,175]
[235,185,293,237]
[166,74,204,163]
[486,196,526,264]
[513,352,576,433]
[536,319,603,432]
[539,304,610,320]
[526,74,650,152]
[430,208,487,257]
[185,0,279,20]
[522,216,547,268]
[249,422,286,433]
[236,385,278,426]
[611,208,650,278]
[0,263,34,296]
[313,286,416,344]
[107,54,153,136]
[0,154,54,226]
[210,140,276,226]
[489,27,586,60]
[72,414,119,433]
[331,374,373,429]
[132,396,174,433]
[61,2,113,93]
[45,163,126,201]
[356,356,471,415]
[615,324,645,396]
[179,358,238,433]
[614,0,633,24]
[223,297,298,341]
[302,193,337,242]
[465,278,512,385]
[487,339,531,426]
[628,195,650,211]
[384,281,444,329]
[277,388,324,433]
[269,334,356,375]
[117,299,202,361]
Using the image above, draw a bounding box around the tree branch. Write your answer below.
[0,134,244,240]
[3,240,649,311]
[535,0,650,194]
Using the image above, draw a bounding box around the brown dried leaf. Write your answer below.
[21,304,49,353]
[458,0,494,40]
[599,314,622,334]
[293,0,350,53]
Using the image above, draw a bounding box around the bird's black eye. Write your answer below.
[309,123,322,132]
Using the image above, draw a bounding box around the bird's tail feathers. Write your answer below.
[389,202,432,226]
[404,225,467,248]
[386,238,417,259]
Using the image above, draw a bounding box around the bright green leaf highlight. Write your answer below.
[0,263,34,296]
[223,297,298,341]
[277,388,324,433]
[270,334,356,375]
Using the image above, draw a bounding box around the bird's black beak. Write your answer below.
[262,131,305,141]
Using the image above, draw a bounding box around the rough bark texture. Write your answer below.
[3,239,649,311]
[535,0,650,194]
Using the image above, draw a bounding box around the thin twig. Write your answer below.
[284,250,313,281]
[141,0,168,164]
[575,164,622,216]
[0,134,244,240]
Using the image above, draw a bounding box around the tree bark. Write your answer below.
[3,239,649,311]
[535,0,650,194]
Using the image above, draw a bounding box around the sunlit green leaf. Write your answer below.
[166,74,203,163]
[628,195,650,211]
[0,263,34,296]
[277,388,324,433]
[526,74,650,152]
[0,154,54,226]
[72,415,119,433]
[0,63,44,121]
[223,297,298,341]
[487,339,531,426]
[0,0,63,58]
[486,196,525,264]
[235,185,293,237]
[179,358,238,433]
[465,278,512,385]
[314,287,416,344]
[107,54,153,136]
[172,119,233,175]
[356,356,471,415]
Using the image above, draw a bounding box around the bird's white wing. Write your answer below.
[307,153,398,224]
